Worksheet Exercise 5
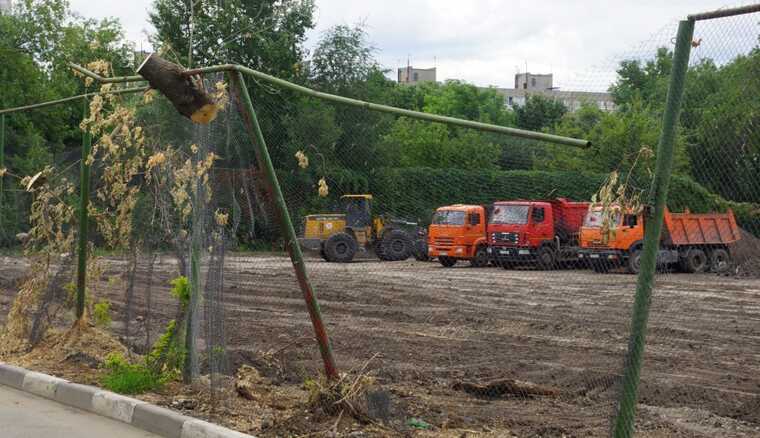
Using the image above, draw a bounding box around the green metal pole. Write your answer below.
[612,19,694,438]
[183,159,203,384]
[230,71,339,380]
[0,86,149,115]
[76,101,93,320]
[0,114,5,240]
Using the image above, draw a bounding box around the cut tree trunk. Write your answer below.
[137,53,219,124]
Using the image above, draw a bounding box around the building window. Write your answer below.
[531,77,536,87]
[413,72,419,81]
[508,96,513,105]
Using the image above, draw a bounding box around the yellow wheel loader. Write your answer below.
[298,195,428,263]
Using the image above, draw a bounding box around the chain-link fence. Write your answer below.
[1,4,759,437]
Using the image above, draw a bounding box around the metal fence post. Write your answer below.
[183,160,203,383]
[0,114,5,239]
[76,102,93,320]
[230,71,339,380]
[612,18,695,438]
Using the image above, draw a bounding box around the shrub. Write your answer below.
[170,276,190,309]
[101,352,164,394]
[93,299,111,328]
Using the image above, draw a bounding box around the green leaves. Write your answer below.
[310,24,377,93]
[515,94,567,131]
[149,0,315,76]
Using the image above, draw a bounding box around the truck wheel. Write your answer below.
[324,232,357,263]
[470,246,488,267]
[320,247,329,262]
[536,246,557,270]
[379,229,412,261]
[709,248,730,273]
[439,256,457,267]
[682,248,707,273]
[627,249,642,274]
[591,260,609,273]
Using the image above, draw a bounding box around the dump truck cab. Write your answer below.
[578,206,740,274]
[487,198,589,269]
[428,204,488,267]
[578,206,642,272]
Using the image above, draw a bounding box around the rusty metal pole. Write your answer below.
[229,71,339,380]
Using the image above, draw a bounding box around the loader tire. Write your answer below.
[324,232,357,263]
[378,229,412,261]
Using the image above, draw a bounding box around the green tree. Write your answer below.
[685,50,760,203]
[610,47,672,109]
[514,95,567,131]
[149,0,314,75]
[381,118,499,170]
[310,24,377,93]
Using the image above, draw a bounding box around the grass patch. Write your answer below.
[101,352,165,394]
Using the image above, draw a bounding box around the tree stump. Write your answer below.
[137,53,219,124]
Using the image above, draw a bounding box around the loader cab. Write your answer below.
[342,194,372,228]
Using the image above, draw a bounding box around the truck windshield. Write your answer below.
[490,205,529,224]
[583,210,621,228]
[432,210,466,225]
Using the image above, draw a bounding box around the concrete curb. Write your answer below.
[0,362,256,438]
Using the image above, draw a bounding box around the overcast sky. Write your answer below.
[68,0,753,90]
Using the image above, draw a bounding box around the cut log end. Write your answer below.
[137,53,218,125]
[191,103,220,124]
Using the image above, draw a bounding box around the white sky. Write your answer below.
[68,0,752,90]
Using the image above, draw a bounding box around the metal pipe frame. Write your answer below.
[69,62,591,148]
[688,3,760,21]
[229,70,339,379]
[0,86,150,115]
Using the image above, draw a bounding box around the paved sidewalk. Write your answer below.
[0,384,161,438]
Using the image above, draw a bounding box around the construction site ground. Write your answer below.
[1,253,759,437]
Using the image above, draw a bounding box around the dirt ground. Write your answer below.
[1,253,760,437]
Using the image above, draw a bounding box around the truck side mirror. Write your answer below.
[470,213,481,226]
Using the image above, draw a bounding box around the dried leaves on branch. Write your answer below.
[588,146,654,242]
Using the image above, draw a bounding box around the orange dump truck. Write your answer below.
[427,204,489,267]
[579,207,741,274]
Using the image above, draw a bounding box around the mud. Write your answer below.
[1,253,760,437]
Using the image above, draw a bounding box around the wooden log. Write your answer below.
[452,378,560,398]
[137,53,219,124]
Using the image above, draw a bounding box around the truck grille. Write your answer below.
[434,237,454,248]
[585,240,608,248]
[492,232,518,244]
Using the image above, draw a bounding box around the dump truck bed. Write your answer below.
[550,198,590,236]
[664,209,740,246]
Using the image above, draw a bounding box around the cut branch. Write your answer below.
[137,53,218,124]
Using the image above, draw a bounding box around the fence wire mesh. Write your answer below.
[0,5,759,438]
